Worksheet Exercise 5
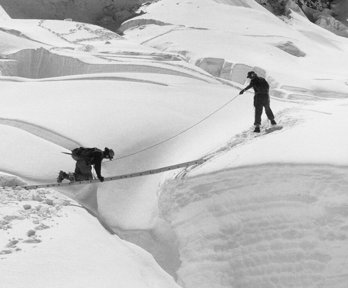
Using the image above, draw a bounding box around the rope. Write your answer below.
[21,94,240,190]
[115,94,240,160]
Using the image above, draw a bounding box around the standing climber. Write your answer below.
[57,147,115,183]
[239,71,277,132]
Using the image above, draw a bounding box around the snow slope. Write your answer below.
[121,0,348,93]
[161,164,348,288]
[121,0,348,287]
[0,0,348,287]
[0,178,180,288]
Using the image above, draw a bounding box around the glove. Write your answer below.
[239,90,244,95]
[99,176,104,182]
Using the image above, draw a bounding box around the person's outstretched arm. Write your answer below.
[239,83,253,95]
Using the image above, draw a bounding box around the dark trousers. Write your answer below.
[74,159,93,180]
[254,98,275,126]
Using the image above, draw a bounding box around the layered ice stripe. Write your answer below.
[160,164,348,288]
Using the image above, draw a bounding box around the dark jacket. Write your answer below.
[244,76,270,104]
[72,147,104,179]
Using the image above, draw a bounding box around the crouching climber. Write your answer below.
[57,147,115,183]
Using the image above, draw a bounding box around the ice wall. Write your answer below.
[160,164,348,288]
[0,47,213,80]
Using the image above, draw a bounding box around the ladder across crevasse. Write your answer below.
[21,159,205,190]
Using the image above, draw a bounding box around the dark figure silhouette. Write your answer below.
[57,147,115,183]
[239,71,276,132]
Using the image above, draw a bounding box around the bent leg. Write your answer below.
[75,160,93,181]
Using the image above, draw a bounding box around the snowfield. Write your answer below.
[0,0,348,288]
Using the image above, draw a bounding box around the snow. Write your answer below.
[0,0,348,287]
[160,164,348,288]
[0,185,179,288]
[0,5,10,20]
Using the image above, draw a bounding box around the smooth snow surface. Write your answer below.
[0,0,348,287]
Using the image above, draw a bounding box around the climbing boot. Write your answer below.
[271,120,277,125]
[57,171,68,183]
[254,126,261,133]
